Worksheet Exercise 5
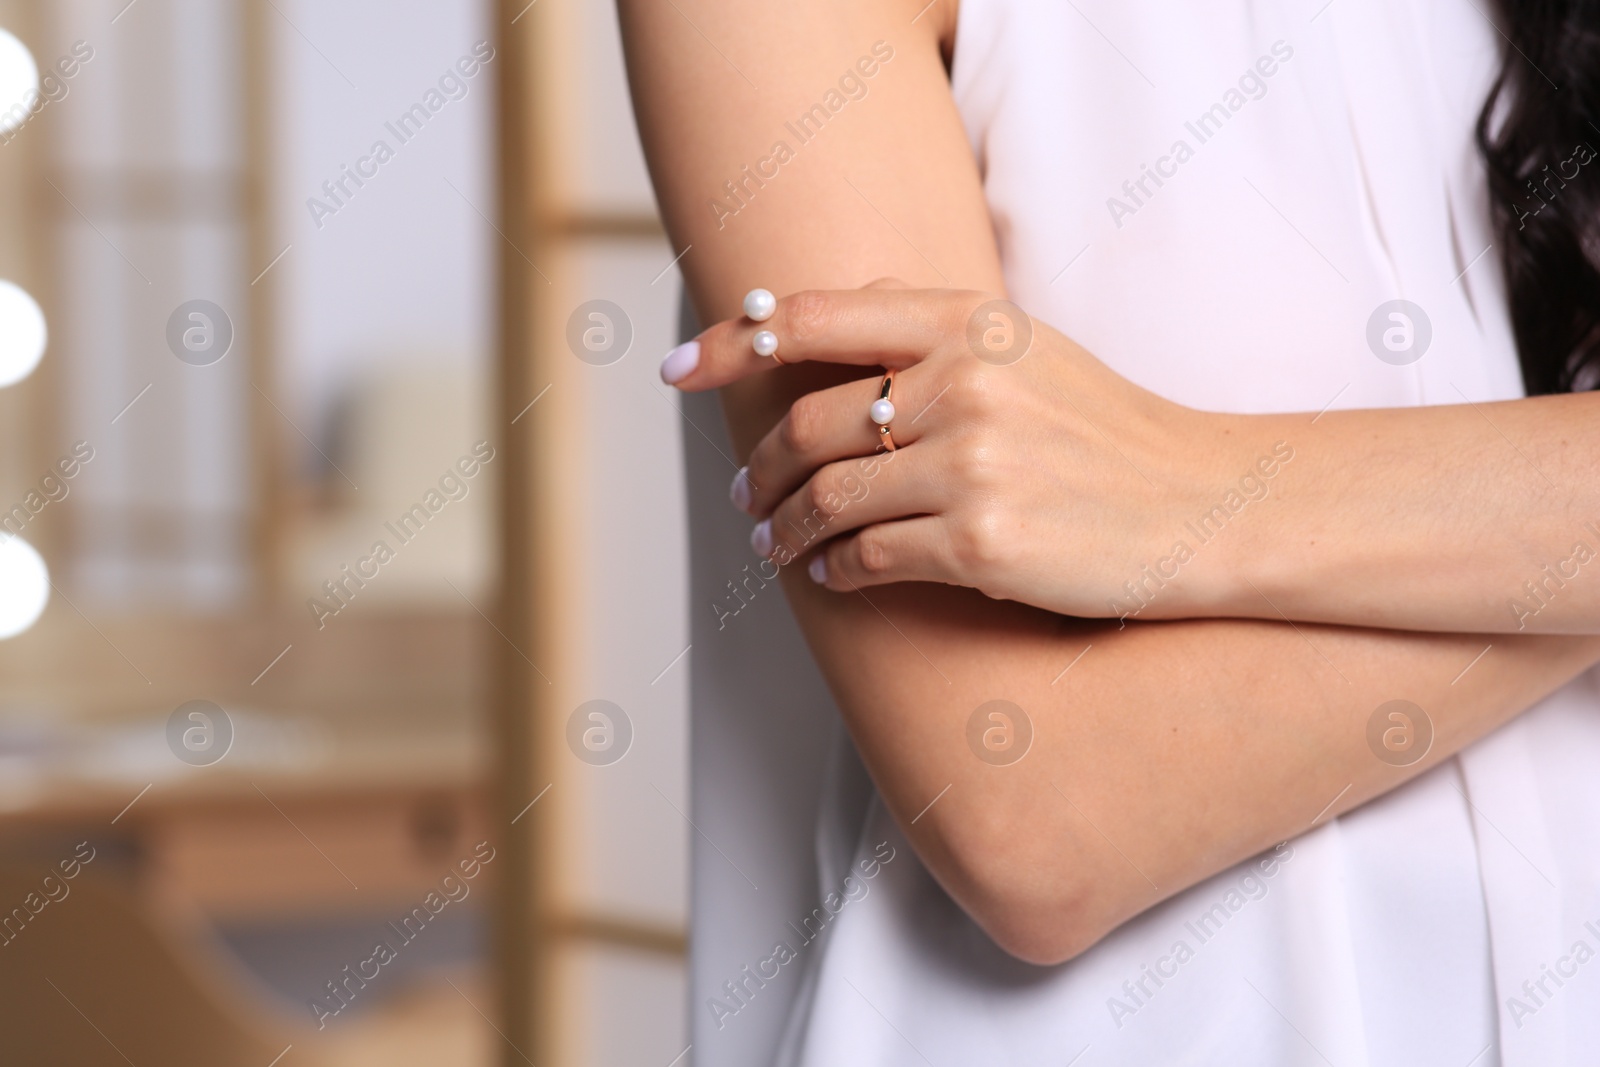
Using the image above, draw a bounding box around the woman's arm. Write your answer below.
[1200,396,1600,634]
[669,289,1600,636]
[618,0,1600,962]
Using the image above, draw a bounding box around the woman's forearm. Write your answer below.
[1179,394,1600,634]
[788,572,1600,963]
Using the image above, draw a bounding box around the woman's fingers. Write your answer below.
[662,286,982,390]
[749,446,932,563]
[735,364,939,516]
[809,517,955,592]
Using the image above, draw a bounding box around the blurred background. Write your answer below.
[0,0,690,1064]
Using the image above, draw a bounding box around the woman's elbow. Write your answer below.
[936,818,1113,967]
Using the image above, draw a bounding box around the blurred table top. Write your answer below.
[0,608,488,825]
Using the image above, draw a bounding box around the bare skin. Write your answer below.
[618,0,1600,963]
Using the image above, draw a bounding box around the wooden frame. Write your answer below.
[243,0,287,601]
[490,2,548,1061]
[492,3,684,1063]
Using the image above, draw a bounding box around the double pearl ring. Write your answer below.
[744,288,782,364]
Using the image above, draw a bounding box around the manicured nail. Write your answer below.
[729,466,754,512]
[808,555,828,584]
[750,519,773,557]
[660,340,700,385]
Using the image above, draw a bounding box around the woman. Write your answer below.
[620,0,1600,1063]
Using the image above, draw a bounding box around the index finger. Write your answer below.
[659,286,979,390]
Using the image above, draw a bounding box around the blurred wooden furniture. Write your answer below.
[0,1,512,1063]
[0,610,492,1062]
[0,610,488,911]
[0,865,322,1067]
[1,0,698,1062]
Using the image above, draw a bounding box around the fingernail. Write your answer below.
[729,467,754,512]
[750,519,773,557]
[660,340,700,385]
[808,555,828,584]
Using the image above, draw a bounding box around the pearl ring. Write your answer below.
[743,287,776,321]
[744,288,784,364]
[872,370,897,451]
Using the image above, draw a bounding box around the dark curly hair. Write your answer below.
[1477,0,1600,394]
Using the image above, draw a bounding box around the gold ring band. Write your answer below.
[876,370,897,452]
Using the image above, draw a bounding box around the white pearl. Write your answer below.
[753,330,779,357]
[743,288,777,322]
[870,398,896,425]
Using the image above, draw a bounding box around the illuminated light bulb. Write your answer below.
[0,29,39,137]
[0,280,46,387]
[0,536,48,639]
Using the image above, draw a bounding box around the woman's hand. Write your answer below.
[662,282,1256,622]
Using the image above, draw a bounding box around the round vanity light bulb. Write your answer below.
[0,29,40,138]
[0,536,49,639]
[0,280,46,387]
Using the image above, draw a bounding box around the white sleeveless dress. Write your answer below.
[682,1,1600,1064]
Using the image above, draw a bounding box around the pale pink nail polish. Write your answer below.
[729,467,754,512]
[660,340,700,385]
[750,519,773,557]
[808,555,828,584]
